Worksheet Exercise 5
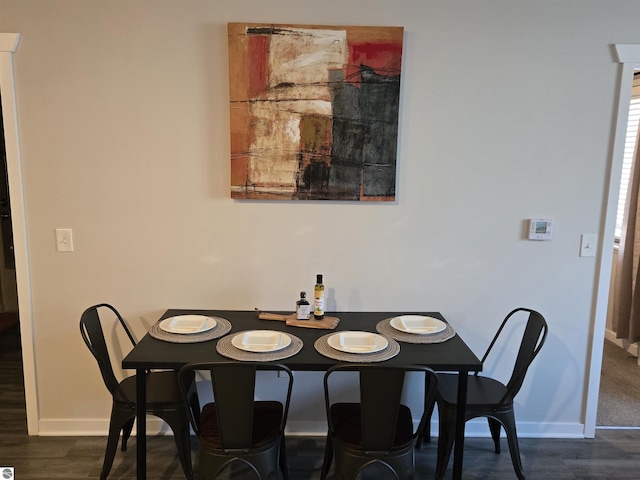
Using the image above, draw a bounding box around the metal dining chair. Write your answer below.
[79,303,198,480]
[432,307,548,480]
[321,363,439,480]
[178,361,294,480]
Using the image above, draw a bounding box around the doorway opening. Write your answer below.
[597,71,640,429]
[0,92,18,328]
[0,82,23,441]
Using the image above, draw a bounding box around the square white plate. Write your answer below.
[390,315,446,335]
[327,331,388,354]
[231,330,292,353]
[159,315,217,334]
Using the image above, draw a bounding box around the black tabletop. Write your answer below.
[122,309,482,372]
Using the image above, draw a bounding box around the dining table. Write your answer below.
[122,309,482,480]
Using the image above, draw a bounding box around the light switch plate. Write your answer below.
[55,228,74,252]
[580,234,597,257]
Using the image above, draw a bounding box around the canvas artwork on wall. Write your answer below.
[228,23,404,201]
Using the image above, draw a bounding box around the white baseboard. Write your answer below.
[38,418,586,439]
[459,419,585,438]
[38,417,171,436]
[283,420,584,438]
[285,420,585,438]
[604,328,639,357]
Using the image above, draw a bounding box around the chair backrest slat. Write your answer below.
[210,364,257,449]
[481,308,548,404]
[507,310,547,395]
[79,304,137,402]
[361,367,405,452]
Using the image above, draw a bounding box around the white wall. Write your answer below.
[1,0,637,437]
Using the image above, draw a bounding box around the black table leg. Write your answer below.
[136,368,146,480]
[452,371,468,480]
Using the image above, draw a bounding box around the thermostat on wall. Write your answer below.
[528,219,553,240]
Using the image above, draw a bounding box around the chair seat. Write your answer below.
[330,402,414,451]
[437,373,514,410]
[115,371,184,406]
[200,401,283,449]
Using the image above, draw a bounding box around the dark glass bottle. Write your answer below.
[296,291,311,320]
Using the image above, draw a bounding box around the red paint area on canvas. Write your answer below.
[248,35,269,98]
[346,42,402,85]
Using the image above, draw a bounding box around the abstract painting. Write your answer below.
[228,23,404,201]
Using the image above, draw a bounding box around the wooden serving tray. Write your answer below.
[255,308,340,329]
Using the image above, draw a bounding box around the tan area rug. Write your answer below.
[598,340,640,427]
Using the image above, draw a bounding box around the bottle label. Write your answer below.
[314,291,325,316]
[296,304,311,320]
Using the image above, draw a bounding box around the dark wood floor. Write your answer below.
[3,323,640,479]
[3,430,640,480]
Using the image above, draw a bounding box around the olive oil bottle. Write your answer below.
[314,274,325,319]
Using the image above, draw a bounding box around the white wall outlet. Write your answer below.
[580,234,597,257]
[55,228,74,252]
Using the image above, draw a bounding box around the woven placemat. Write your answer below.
[149,316,232,343]
[314,332,400,363]
[216,331,303,361]
[376,318,456,344]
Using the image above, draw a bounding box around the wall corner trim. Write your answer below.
[615,44,640,64]
[0,33,20,53]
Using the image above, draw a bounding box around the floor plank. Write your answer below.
[5,431,640,479]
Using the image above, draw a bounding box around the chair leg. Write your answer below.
[188,385,201,427]
[488,417,501,454]
[499,412,526,480]
[121,417,135,451]
[157,410,194,480]
[279,435,289,480]
[177,429,194,480]
[416,402,435,449]
[418,375,436,448]
[434,403,456,480]
[101,410,132,480]
[320,433,333,480]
